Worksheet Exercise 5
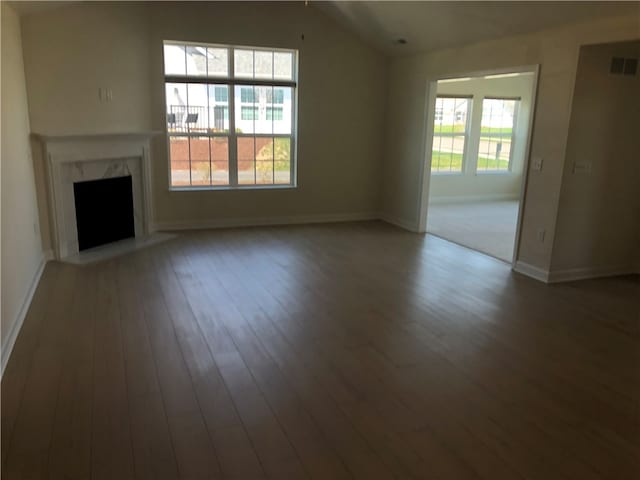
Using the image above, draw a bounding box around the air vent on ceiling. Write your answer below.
[610,56,638,76]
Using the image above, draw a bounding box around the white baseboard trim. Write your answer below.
[513,261,550,283]
[547,265,639,283]
[513,261,639,284]
[378,213,419,232]
[153,212,379,232]
[429,194,519,205]
[1,254,47,377]
[154,211,428,235]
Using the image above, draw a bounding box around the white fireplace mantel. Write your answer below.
[34,132,160,260]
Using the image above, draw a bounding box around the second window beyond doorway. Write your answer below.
[431,94,519,174]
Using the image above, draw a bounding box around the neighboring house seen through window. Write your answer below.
[431,96,471,173]
[163,41,297,188]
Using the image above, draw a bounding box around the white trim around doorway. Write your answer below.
[416,65,540,269]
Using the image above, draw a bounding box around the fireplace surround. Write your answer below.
[34,132,157,260]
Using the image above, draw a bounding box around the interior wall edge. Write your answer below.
[1,1,46,365]
[513,261,551,283]
[0,254,47,377]
[378,213,420,233]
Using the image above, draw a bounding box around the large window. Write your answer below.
[431,96,471,173]
[163,42,297,188]
[477,98,519,172]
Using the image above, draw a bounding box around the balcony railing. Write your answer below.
[167,105,227,133]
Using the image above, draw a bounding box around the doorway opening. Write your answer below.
[421,68,538,263]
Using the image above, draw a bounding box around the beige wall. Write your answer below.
[550,40,640,274]
[429,74,534,201]
[22,3,152,135]
[21,2,387,236]
[381,14,640,271]
[1,3,44,362]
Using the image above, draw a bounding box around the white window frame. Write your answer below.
[476,96,519,174]
[163,41,298,190]
[430,95,472,175]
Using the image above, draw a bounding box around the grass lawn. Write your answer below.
[431,151,464,171]
[476,156,510,171]
[480,127,513,135]
[431,151,510,172]
[433,125,466,134]
[479,129,513,144]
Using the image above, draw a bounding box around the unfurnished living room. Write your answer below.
[1,1,639,479]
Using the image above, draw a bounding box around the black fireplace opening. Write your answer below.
[73,176,135,251]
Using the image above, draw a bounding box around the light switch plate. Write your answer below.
[532,157,543,171]
[573,161,591,174]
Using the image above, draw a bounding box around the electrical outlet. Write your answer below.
[536,228,546,243]
[532,157,543,171]
[573,161,591,174]
[98,87,113,102]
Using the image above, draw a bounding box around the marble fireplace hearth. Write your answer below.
[34,132,170,263]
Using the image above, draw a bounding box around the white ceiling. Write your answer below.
[9,1,639,56]
[317,1,640,56]
[8,1,86,16]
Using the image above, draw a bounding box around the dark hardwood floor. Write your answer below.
[2,221,639,479]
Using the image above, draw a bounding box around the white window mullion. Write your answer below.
[228,48,238,186]
[508,101,519,171]
[291,90,296,185]
[253,85,257,184]
[185,83,192,185]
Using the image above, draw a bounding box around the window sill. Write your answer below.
[169,184,297,192]
[431,171,464,176]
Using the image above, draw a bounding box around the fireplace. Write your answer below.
[35,132,157,260]
[73,176,135,251]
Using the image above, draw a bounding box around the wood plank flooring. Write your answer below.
[2,221,639,479]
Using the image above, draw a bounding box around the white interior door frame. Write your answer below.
[416,64,540,268]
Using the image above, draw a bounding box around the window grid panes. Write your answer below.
[164,41,296,188]
[431,96,471,173]
[477,98,518,172]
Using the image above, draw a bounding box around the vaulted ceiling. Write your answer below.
[317,1,640,56]
[9,1,640,57]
